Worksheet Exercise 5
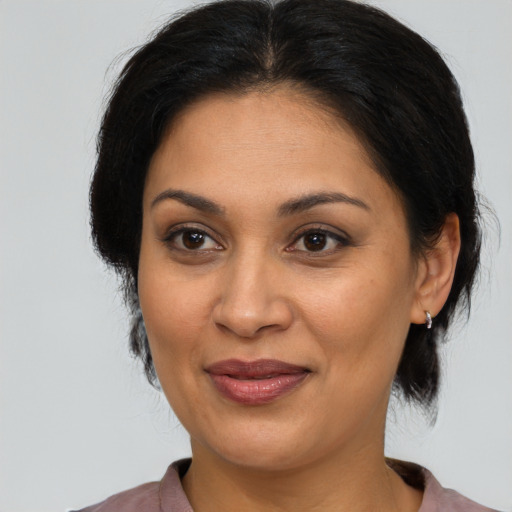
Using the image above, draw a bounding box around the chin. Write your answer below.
[217,444,306,472]
[191,418,332,473]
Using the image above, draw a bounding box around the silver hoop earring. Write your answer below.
[425,311,432,329]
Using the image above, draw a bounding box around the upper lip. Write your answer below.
[205,359,310,379]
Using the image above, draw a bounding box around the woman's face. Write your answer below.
[139,89,424,471]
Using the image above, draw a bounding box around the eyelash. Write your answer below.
[287,227,351,255]
[163,225,222,252]
[162,225,351,255]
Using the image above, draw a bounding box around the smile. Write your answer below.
[205,359,311,405]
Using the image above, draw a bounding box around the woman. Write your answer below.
[76,0,499,510]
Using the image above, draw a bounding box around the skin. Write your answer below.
[138,87,460,512]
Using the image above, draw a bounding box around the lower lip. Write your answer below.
[208,373,309,405]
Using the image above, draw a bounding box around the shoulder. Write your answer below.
[421,468,501,512]
[387,459,500,512]
[71,459,193,512]
[71,481,161,512]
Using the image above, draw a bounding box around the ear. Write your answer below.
[410,213,461,326]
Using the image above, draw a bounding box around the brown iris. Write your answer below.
[182,230,206,249]
[304,232,327,251]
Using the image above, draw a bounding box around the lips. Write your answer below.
[205,359,310,405]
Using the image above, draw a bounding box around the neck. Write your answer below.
[182,440,422,512]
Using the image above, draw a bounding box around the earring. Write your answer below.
[425,311,432,329]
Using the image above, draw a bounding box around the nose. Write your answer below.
[212,251,294,339]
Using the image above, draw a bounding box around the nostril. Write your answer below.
[213,304,293,339]
[213,316,270,339]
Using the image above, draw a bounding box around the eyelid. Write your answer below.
[291,223,351,241]
[162,223,224,250]
[160,222,350,254]
[287,224,352,253]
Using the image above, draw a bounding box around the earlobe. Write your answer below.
[410,213,461,325]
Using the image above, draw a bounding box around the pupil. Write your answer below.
[305,233,326,251]
[183,231,204,249]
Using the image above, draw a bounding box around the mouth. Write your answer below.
[205,359,311,405]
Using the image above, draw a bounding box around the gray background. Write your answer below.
[1,1,511,511]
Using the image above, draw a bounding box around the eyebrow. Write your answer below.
[150,189,225,215]
[277,192,370,216]
[150,189,369,217]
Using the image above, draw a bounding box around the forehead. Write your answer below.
[145,88,402,219]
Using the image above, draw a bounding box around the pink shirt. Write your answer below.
[74,459,499,512]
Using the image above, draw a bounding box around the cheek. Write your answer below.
[298,258,415,371]
[137,269,211,418]
[139,272,209,353]
[137,240,200,371]
[137,224,214,346]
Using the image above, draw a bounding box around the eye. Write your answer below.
[289,228,348,253]
[166,228,222,251]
